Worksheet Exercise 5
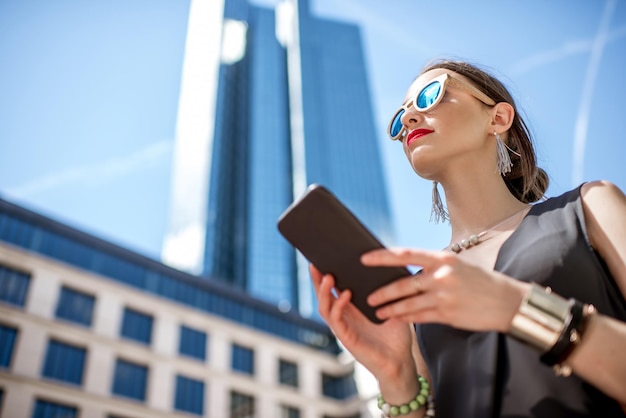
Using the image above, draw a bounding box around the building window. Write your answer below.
[322,372,358,400]
[231,344,254,375]
[0,324,17,368]
[278,359,298,388]
[322,415,361,418]
[42,340,86,385]
[280,405,300,418]
[55,286,95,327]
[174,375,205,415]
[112,359,148,401]
[32,399,77,418]
[179,325,207,361]
[230,391,254,418]
[120,307,153,345]
[0,264,30,307]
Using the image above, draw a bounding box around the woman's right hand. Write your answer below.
[310,264,416,384]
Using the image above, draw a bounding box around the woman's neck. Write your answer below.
[439,173,529,240]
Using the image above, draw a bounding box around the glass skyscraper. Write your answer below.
[163,0,392,317]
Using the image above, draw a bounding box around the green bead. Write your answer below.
[390,406,400,416]
[420,387,430,397]
[377,398,384,409]
[400,405,410,414]
[420,381,430,391]
[417,394,427,405]
[409,400,419,410]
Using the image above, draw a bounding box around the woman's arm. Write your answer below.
[566,180,626,404]
[363,179,626,404]
[309,265,428,417]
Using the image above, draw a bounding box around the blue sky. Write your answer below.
[1,0,625,261]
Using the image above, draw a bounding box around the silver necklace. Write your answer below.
[448,207,529,253]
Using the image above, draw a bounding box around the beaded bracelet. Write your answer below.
[377,375,435,417]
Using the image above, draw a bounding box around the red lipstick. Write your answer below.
[406,129,434,146]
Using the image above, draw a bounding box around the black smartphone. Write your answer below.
[277,184,410,323]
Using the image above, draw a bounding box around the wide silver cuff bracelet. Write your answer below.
[509,283,574,352]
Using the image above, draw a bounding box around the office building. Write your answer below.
[0,197,366,418]
[162,0,393,316]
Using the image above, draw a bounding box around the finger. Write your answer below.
[367,273,433,307]
[361,247,448,270]
[329,288,352,325]
[316,274,336,320]
[375,291,439,321]
[395,308,441,325]
[309,264,323,292]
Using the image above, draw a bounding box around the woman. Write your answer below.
[310,60,626,417]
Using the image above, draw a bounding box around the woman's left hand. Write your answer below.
[363,248,529,332]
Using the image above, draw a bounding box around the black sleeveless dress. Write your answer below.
[416,185,626,417]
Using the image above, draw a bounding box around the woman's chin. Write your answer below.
[408,155,438,179]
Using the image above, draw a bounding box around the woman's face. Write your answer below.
[398,68,494,179]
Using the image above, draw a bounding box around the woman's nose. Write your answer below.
[400,106,423,129]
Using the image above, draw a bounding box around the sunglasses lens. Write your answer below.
[390,109,405,138]
[417,80,442,110]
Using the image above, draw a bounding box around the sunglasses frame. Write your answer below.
[387,73,497,141]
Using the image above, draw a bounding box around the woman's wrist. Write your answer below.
[507,282,597,375]
[377,364,422,406]
[500,279,530,333]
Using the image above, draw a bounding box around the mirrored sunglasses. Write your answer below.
[387,73,496,141]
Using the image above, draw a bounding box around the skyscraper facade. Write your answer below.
[163,0,392,316]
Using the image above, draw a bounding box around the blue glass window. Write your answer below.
[322,372,358,400]
[174,375,205,415]
[0,324,17,368]
[42,340,86,385]
[55,287,95,327]
[112,359,148,401]
[322,415,360,418]
[0,264,30,307]
[231,344,254,375]
[120,308,152,345]
[179,325,207,361]
[281,405,300,418]
[32,399,77,418]
[278,359,298,387]
[230,391,254,418]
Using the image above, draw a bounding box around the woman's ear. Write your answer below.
[489,102,515,134]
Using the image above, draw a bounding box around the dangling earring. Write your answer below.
[430,181,449,223]
[495,131,513,175]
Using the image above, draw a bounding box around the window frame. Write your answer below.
[231,343,254,375]
[55,286,96,327]
[120,307,153,346]
[41,339,87,386]
[179,325,207,361]
[111,358,149,402]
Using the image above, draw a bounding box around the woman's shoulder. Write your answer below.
[536,181,624,209]
[579,181,626,234]
[580,180,625,204]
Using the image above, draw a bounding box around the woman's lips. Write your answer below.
[406,129,434,146]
